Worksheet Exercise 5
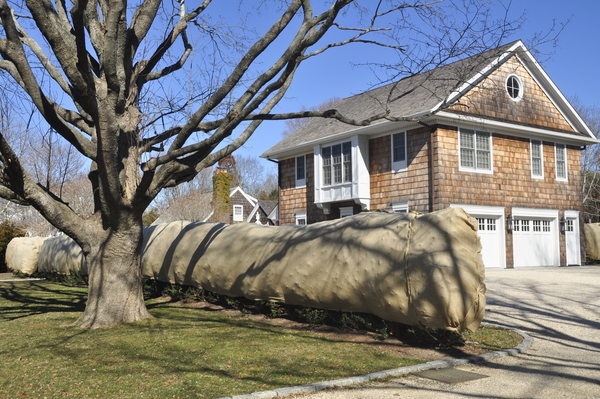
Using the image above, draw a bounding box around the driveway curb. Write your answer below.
[218,322,533,399]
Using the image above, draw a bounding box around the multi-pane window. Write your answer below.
[555,143,567,180]
[565,219,574,232]
[506,75,523,101]
[476,218,497,231]
[391,132,407,172]
[233,205,243,222]
[531,140,543,178]
[392,200,409,213]
[477,218,485,231]
[295,211,307,225]
[460,128,491,172]
[543,220,551,232]
[322,146,332,185]
[513,219,530,232]
[322,142,352,186]
[533,220,541,232]
[296,155,306,188]
[343,142,352,183]
[393,133,406,163]
[296,156,305,180]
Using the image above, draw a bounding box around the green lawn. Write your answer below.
[0,281,423,399]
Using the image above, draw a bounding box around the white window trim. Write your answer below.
[458,128,493,174]
[506,74,524,102]
[391,200,409,213]
[555,143,568,182]
[295,155,306,188]
[321,140,352,187]
[295,210,307,225]
[391,132,407,173]
[233,205,244,222]
[339,206,354,218]
[530,139,544,179]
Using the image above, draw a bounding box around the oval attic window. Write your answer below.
[506,75,523,101]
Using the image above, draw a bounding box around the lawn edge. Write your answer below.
[219,322,533,399]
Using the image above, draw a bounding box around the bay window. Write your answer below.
[322,141,352,186]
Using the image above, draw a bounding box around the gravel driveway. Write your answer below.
[303,266,600,399]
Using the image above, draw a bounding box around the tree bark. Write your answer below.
[73,217,151,329]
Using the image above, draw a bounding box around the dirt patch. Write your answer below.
[179,299,490,362]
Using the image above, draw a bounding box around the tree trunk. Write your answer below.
[73,219,151,329]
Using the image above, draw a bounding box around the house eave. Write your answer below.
[433,111,600,145]
[260,119,413,160]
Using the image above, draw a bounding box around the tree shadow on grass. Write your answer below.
[0,281,87,322]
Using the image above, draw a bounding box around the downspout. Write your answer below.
[418,122,436,213]
[266,157,279,196]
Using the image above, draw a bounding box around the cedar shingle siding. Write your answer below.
[266,41,596,267]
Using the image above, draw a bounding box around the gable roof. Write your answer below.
[229,186,258,206]
[246,200,279,224]
[262,40,597,159]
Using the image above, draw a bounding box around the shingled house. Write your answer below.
[261,40,598,268]
[228,186,279,226]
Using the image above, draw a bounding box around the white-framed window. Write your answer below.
[392,200,409,213]
[543,220,551,232]
[476,217,497,231]
[565,219,574,232]
[295,210,307,225]
[459,128,492,173]
[530,140,544,178]
[506,74,523,101]
[555,143,567,181]
[296,155,306,188]
[322,141,352,186]
[339,206,354,218]
[391,132,407,172]
[233,205,244,222]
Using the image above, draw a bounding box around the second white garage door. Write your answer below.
[512,208,559,267]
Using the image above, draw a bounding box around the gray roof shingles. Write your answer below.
[262,42,519,157]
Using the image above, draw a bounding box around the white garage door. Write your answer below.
[450,205,506,268]
[475,217,503,268]
[512,218,559,267]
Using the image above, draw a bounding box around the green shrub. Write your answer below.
[0,221,25,273]
[35,271,89,286]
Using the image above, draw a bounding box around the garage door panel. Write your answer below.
[475,217,502,268]
[513,218,558,267]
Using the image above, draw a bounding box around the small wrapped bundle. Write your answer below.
[584,223,600,261]
[5,237,47,275]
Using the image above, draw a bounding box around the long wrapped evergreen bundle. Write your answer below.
[142,208,486,332]
[38,235,88,275]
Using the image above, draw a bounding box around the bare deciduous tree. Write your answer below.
[572,98,600,222]
[27,129,86,199]
[281,97,342,137]
[234,155,278,198]
[0,0,527,328]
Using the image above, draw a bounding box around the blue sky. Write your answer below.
[231,0,600,170]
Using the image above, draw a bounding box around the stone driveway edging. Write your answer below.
[217,322,533,399]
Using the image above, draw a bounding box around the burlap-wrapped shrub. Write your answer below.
[38,235,88,275]
[584,223,600,261]
[5,237,47,275]
[142,208,486,332]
